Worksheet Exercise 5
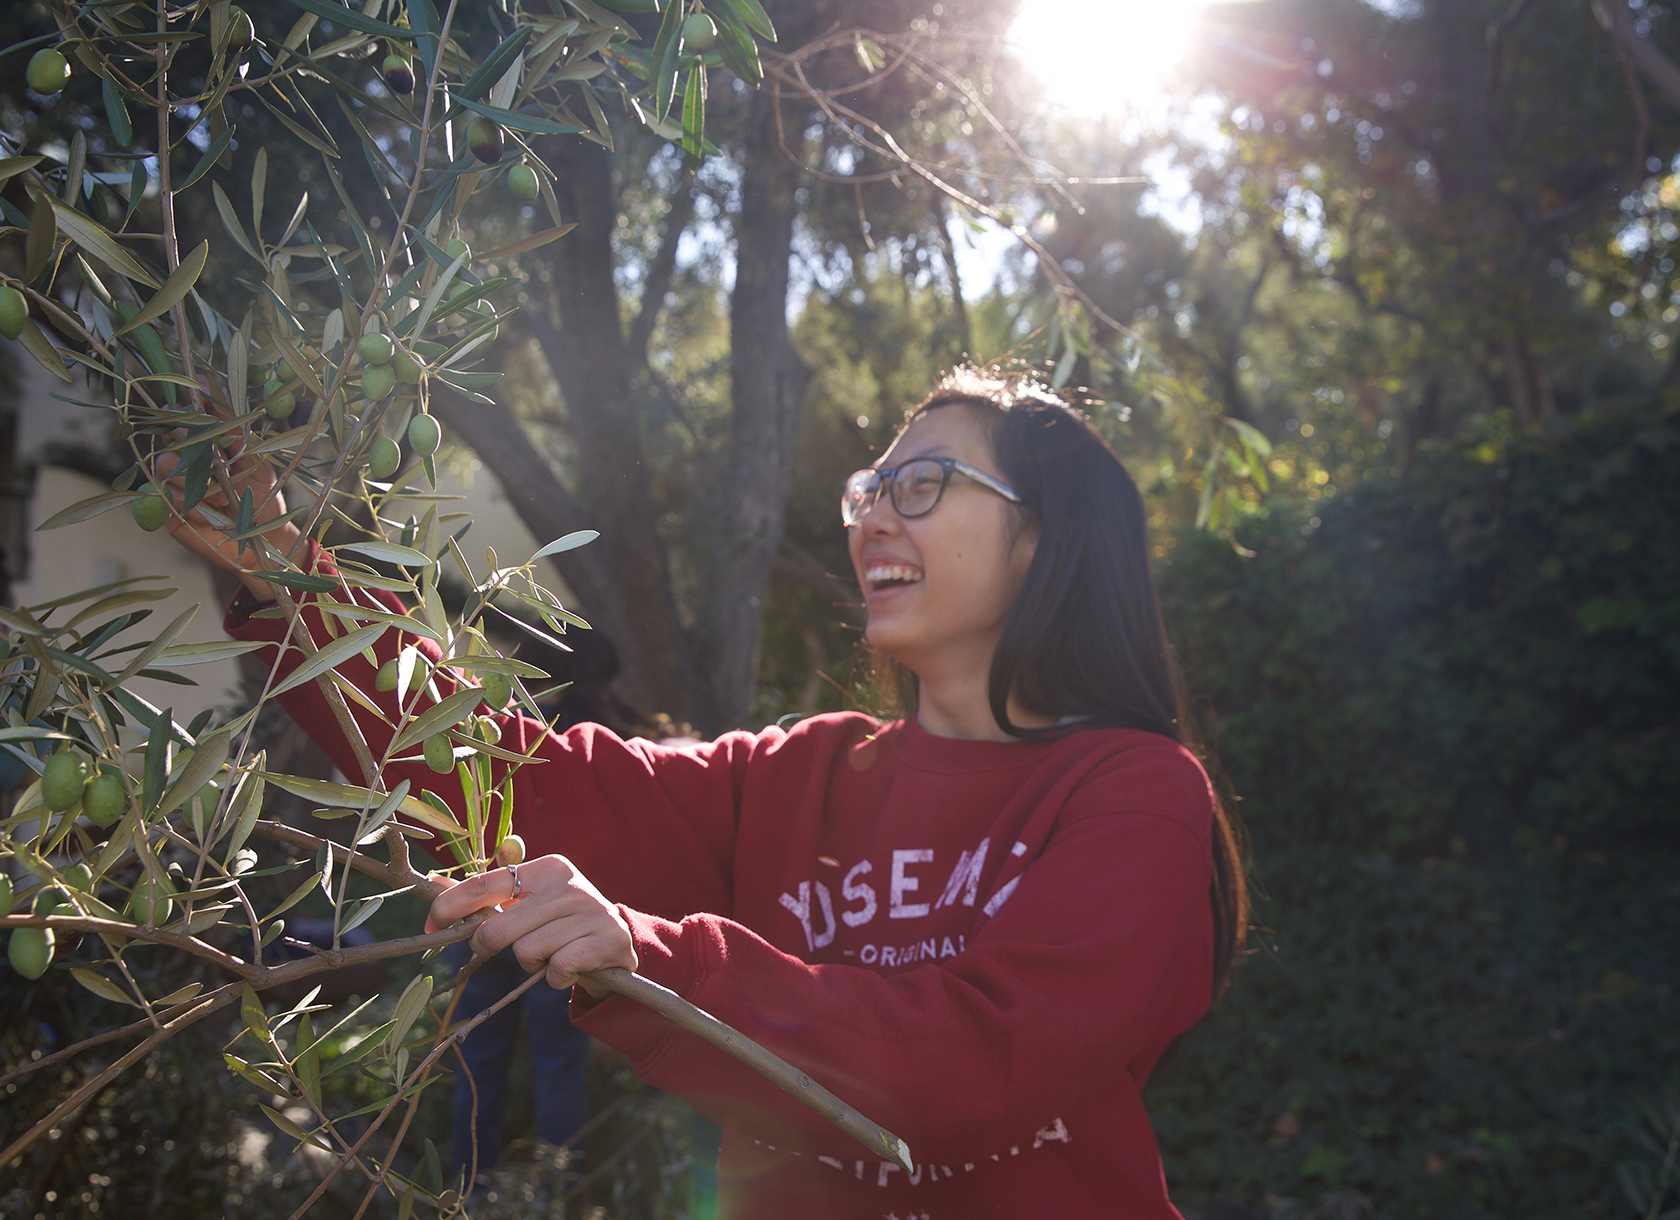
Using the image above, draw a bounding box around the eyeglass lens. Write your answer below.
[841,459,948,526]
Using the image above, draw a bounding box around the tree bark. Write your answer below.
[627,181,697,371]
[935,194,972,356]
[520,135,694,719]
[426,382,620,624]
[426,96,808,729]
[696,86,811,727]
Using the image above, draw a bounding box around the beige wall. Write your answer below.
[4,335,571,731]
[14,466,244,724]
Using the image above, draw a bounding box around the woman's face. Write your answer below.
[847,407,1037,679]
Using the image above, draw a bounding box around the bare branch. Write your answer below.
[588,965,914,1172]
[0,984,242,1173]
[627,181,698,370]
[1594,0,1680,113]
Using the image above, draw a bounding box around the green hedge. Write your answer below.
[1161,410,1680,853]
[1150,410,1680,1217]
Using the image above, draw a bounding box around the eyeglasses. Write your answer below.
[841,457,1023,528]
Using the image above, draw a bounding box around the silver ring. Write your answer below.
[508,862,520,899]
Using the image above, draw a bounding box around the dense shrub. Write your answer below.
[1161,409,1680,854]
[1150,408,1680,1217]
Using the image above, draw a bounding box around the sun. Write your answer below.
[1008,0,1205,116]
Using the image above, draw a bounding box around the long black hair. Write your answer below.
[881,366,1249,993]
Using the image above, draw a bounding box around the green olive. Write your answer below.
[367,436,402,479]
[508,164,539,201]
[422,733,455,774]
[61,862,94,894]
[361,363,397,401]
[27,49,71,95]
[131,874,174,927]
[465,116,504,164]
[391,347,426,384]
[227,5,255,51]
[375,656,426,693]
[263,378,297,421]
[8,927,53,979]
[82,772,127,827]
[480,672,513,711]
[357,332,395,365]
[0,875,12,915]
[131,492,170,532]
[496,833,526,867]
[41,751,89,813]
[408,413,441,456]
[0,286,27,341]
[682,13,718,53]
[444,238,471,263]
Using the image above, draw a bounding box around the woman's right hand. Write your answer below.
[425,855,639,999]
[156,434,301,603]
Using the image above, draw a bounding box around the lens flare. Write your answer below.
[1009,0,1204,116]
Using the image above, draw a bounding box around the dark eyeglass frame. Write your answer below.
[841,456,1023,528]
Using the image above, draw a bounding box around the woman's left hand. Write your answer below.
[424,854,638,999]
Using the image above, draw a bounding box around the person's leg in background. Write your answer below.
[446,943,523,1188]
[521,981,592,1154]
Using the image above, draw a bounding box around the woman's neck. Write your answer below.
[913,668,1056,742]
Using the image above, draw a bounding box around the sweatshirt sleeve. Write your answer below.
[570,762,1216,1166]
[222,544,753,918]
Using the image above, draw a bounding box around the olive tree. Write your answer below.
[0,0,908,1213]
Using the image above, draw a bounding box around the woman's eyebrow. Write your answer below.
[885,445,951,464]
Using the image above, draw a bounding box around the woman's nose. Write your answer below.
[856,493,900,534]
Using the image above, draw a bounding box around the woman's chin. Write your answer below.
[863,619,914,661]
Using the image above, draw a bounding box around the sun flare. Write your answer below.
[1009,0,1205,116]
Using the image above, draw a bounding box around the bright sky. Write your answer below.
[938,0,1219,301]
[1007,0,1207,118]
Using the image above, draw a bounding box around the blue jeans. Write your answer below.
[445,942,591,1180]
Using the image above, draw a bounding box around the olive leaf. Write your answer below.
[46,196,160,288]
[269,624,387,696]
[113,240,208,337]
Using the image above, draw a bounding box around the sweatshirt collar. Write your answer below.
[883,714,1064,774]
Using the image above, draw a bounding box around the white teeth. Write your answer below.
[865,564,923,586]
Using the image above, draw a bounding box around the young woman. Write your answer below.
[179,367,1246,1219]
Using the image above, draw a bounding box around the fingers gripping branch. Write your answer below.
[416,842,913,1172]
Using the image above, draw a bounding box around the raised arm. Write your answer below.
[217,539,755,918]
[153,435,302,604]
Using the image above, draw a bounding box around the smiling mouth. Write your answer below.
[864,564,924,591]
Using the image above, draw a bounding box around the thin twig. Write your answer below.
[0,913,260,979]
[1648,1097,1680,1220]
[287,967,543,1218]
[0,984,241,1173]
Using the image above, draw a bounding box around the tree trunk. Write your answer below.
[695,87,811,728]
[431,100,808,730]
[520,135,694,719]
[426,381,621,627]
[1499,328,1552,427]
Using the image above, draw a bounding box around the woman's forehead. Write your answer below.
[882,405,992,465]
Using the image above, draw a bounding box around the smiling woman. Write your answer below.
[203,366,1247,1219]
[1009,0,1206,114]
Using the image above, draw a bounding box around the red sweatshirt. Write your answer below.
[225,553,1215,1219]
